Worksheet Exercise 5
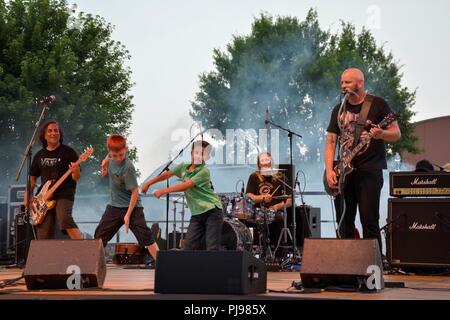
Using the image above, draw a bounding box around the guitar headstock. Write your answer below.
[379,113,400,129]
[78,146,94,164]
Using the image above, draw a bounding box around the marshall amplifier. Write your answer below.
[7,185,26,254]
[387,198,450,267]
[390,171,450,197]
[8,185,26,203]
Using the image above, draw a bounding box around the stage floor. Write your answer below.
[0,265,449,300]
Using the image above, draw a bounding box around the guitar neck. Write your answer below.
[41,147,93,201]
[43,164,77,201]
[342,118,394,164]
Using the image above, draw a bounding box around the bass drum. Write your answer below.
[221,218,253,252]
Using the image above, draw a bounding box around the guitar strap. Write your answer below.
[36,145,65,195]
[352,94,374,149]
[52,145,66,181]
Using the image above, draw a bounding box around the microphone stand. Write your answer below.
[15,98,50,265]
[295,171,312,239]
[265,118,302,262]
[157,130,205,250]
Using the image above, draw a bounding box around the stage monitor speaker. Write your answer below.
[387,198,450,267]
[155,250,267,294]
[24,239,107,290]
[300,239,384,290]
[288,206,321,248]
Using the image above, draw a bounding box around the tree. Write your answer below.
[0,0,135,195]
[191,10,418,176]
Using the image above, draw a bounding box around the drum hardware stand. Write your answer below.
[172,195,188,249]
[274,195,295,259]
[179,195,186,244]
[265,116,302,263]
[255,210,274,262]
[271,174,301,268]
[171,199,177,249]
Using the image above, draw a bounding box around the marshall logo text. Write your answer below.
[410,178,438,186]
[409,222,437,231]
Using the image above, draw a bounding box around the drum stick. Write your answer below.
[270,185,280,196]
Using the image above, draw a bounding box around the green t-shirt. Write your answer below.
[170,162,222,215]
[108,157,142,208]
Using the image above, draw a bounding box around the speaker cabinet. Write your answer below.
[155,250,267,294]
[300,238,384,290]
[24,239,107,290]
[387,198,450,267]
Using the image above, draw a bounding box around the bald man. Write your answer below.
[325,68,401,253]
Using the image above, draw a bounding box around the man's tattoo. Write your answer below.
[326,134,337,145]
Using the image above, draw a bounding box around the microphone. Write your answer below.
[342,88,359,97]
[264,108,269,129]
[39,95,56,104]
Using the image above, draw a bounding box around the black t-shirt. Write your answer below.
[246,172,291,208]
[30,144,79,201]
[326,95,393,170]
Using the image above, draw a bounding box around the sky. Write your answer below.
[69,0,450,180]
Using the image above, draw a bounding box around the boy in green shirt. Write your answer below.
[142,140,223,250]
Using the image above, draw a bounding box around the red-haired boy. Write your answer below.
[95,135,159,260]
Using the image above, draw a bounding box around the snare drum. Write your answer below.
[231,196,255,220]
[254,207,276,224]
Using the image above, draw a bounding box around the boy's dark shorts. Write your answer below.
[94,205,155,247]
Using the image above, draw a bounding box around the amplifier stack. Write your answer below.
[387,172,450,268]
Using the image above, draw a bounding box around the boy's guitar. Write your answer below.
[323,113,399,197]
[30,147,94,225]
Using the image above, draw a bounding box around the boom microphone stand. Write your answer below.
[264,117,302,262]
[15,97,53,265]
[156,130,206,249]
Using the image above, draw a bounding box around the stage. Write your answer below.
[0,265,449,300]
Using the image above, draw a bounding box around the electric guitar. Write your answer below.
[323,113,399,197]
[30,147,94,225]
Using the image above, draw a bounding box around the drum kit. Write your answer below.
[220,193,278,261]
[170,193,276,255]
[168,167,303,268]
[218,168,299,266]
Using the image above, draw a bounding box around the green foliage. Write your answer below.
[191,10,419,167]
[0,0,135,194]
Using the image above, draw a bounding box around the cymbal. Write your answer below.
[259,168,287,173]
